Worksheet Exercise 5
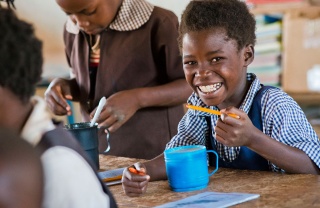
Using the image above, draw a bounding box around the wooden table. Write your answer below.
[99,155,320,208]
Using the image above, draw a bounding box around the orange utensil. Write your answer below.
[186,104,240,119]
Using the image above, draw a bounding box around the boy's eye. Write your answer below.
[83,9,96,16]
[65,9,96,16]
[211,57,221,63]
[184,61,196,65]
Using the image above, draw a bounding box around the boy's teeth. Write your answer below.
[199,83,221,93]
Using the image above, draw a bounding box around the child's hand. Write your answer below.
[122,162,150,197]
[90,89,141,133]
[214,107,259,147]
[45,78,73,116]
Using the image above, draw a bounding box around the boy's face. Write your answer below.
[182,29,253,109]
[56,0,121,35]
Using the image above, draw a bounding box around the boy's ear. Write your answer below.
[243,44,254,67]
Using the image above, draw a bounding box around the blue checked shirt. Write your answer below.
[166,73,320,172]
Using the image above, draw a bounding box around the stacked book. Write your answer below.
[246,0,304,3]
[249,14,282,87]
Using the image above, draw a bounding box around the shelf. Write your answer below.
[250,2,310,14]
[250,3,320,103]
[287,92,320,105]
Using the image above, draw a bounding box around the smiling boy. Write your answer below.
[121,0,320,197]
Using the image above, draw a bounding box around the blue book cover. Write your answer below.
[155,191,260,208]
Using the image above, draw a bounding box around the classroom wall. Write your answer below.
[14,1,68,79]
[13,0,190,80]
[149,0,190,20]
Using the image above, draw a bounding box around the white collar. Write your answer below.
[66,0,154,34]
[21,96,55,147]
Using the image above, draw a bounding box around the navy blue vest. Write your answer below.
[207,85,274,171]
[36,124,118,208]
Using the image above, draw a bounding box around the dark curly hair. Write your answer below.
[0,8,43,103]
[178,0,256,53]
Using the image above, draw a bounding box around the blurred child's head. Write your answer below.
[0,8,42,103]
[179,0,256,108]
[56,0,122,35]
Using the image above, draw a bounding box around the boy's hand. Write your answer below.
[215,107,258,147]
[45,78,73,116]
[122,162,150,197]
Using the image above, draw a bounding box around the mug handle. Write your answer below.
[98,126,111,153]
[207,150,219,176]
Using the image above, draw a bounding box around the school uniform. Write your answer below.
[63,0,185,159]
[166,73,320,172]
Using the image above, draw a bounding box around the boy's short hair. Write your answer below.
[178,0,256,52]
[0,8,42,103]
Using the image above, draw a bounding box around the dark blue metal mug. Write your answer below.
[65,122,110,170]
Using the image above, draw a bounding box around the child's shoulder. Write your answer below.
[261,86,291,100]
[151,6,179,23]
[260,85,300,110]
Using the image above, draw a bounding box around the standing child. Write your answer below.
[44,0,192,159]
[0,6,117,207]
[121,0,320,197]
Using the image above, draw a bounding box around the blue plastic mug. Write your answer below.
[164,145,219,192]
